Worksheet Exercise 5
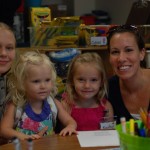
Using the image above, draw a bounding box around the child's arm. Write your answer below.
[0,102,30,140]
[0,102,48,141]
[61,99,72,114]
[54,99,77,136]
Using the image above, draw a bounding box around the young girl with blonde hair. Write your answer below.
[0,51,77,141]
[62,52,114,131]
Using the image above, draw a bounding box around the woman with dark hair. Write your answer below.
[107,25,150,124]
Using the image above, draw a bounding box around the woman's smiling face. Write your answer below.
[109,32,145,80]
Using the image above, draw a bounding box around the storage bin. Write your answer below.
[28,26,79,48]
[116,120,150,150]
[79,25,111,47]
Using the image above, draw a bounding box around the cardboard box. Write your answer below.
[30,7,51,26]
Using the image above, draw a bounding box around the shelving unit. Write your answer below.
[16,44,150,52]
[16,44,150,77]
[16,46,112,77]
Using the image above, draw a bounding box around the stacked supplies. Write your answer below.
[29,16,81,47]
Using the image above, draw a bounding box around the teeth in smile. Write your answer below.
[119,66,130,70]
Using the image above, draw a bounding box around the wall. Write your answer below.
[74,0,96,16]
[74,0,135,24]
[95,0,134,24]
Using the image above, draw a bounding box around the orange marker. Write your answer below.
[139,108,147,126]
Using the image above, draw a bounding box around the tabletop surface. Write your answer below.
[0,134,119,150]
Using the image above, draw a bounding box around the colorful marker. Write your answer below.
[129,119,135,135]
[139,128,146,137]
[139,108,147,126]
[134,122,140,136]
[120,117,126,133]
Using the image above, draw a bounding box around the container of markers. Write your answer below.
[116,120,150,150]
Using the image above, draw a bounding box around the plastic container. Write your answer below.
[28,26,79,48]
[25,0,42,7]
[116,120,150,150]
[79,25,111,47]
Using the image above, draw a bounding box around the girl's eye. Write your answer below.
[6,46,14,51]
[32,80,40,83]
[78,78,84,82]
[46,79,51,82]
[91,79,98,82]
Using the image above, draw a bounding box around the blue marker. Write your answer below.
[134,122,140,136]
[139,128,146,137]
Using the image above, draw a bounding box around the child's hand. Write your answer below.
[37,126,48,137]
[17,126,48,140]
[59,125,78,136]
[17,133,33,141]
[29,126,48,140]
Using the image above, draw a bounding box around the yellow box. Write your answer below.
[28,16,81,47]
[28,26,79,48]
[30,7,51,26]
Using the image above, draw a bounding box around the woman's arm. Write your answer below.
[54,99,77,136]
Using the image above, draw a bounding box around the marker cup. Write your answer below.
[116,120,150,150]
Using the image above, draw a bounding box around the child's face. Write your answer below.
[0,29,16,74]
[73,62,102,101]
[24,63,53,102]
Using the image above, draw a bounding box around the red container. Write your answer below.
[80,16,95,25]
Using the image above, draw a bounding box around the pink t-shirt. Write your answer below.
[71,101,106,131]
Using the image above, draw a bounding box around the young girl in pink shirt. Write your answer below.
[62,52,114,131]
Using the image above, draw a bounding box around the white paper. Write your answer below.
[77,130,120,147]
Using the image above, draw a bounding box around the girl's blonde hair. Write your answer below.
[6,51,57,107]
[66,52,108,104]
[0,22,16,44]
